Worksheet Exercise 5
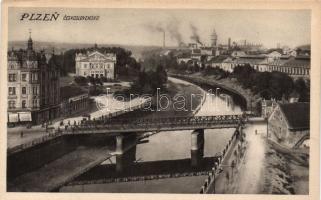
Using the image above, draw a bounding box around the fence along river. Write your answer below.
[60,78,243,193]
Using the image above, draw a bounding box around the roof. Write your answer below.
[235,57,265,65]
[207,56,228,63]
[60,86,87,100]
[282,57,310,68]
[279,103,310,130]
[260,57,291,66]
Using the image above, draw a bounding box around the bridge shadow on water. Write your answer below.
[69,157,218,185]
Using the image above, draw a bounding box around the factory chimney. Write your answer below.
[228,37,231,49]
[163,31,166,48]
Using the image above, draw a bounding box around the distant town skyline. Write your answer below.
[8,8,310,48]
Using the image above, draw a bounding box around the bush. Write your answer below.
[74,76,88,86]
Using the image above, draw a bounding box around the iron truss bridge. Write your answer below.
[63,115,246,135]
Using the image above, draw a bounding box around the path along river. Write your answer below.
[60,77,243,193]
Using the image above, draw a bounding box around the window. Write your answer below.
[22,87,27,95]
[33,99,38,107]
[8,74,16,82]
[31,73,38,82]
[9,87,16,95]
[22,100,26,108]
[32,87,38,95]
[21,74,27,81]
[8,101,15,109]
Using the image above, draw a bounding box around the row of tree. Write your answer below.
[232,65,309,102]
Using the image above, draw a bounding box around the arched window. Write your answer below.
[22,87,26,95]
[22,100,26,108]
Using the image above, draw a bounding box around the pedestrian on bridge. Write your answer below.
[20,131,24,138]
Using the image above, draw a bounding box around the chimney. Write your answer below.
[228,38,231,49]
[163,31,166,48]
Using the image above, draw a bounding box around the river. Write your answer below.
[60,77,243,193]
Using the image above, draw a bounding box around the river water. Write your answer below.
[60,78,242,193]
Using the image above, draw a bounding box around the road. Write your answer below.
[7,93,147,149]
[223,123,267,194]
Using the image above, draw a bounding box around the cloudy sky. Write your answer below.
[8,8,310,48]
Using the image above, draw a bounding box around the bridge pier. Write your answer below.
[115,134,137,173]
[191,129,205,167]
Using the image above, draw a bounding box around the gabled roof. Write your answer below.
[279,103,310,130]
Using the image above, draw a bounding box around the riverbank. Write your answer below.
[169,72,261,114]
[110,77,205,120]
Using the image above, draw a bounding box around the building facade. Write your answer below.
[7,35,60,124]
[268,102,309,148]
[75,46,116,79]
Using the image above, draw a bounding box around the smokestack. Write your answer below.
[228,37,231,49]
[163,31,166,48]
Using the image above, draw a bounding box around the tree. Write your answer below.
[74,76,88,86]
[294,78,310,102]
[268,72,294,100]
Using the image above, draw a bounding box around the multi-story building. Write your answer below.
[75,45,116,79]
[7,34,60,124]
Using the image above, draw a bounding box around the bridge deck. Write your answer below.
[7,146,113,192]
[65,115,244,134]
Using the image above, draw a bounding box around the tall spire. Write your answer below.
[27,28,33,50]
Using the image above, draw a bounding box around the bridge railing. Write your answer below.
[59,115,247,135]
[65,115,245,132]
[82,115,244,126]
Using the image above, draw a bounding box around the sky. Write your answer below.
[8,8,311,48]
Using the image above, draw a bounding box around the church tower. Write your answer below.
[211,29,218,47]
[27,29,33,50]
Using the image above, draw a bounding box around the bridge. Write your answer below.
[64,114,245,134]
[8,114,247,192]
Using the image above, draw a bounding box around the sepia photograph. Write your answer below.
[1,2,320,199]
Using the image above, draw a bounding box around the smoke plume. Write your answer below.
[190,23,203,45]
[144,18,184,46]
[166,18,184,46]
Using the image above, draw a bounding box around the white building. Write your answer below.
[75,48,116,79]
